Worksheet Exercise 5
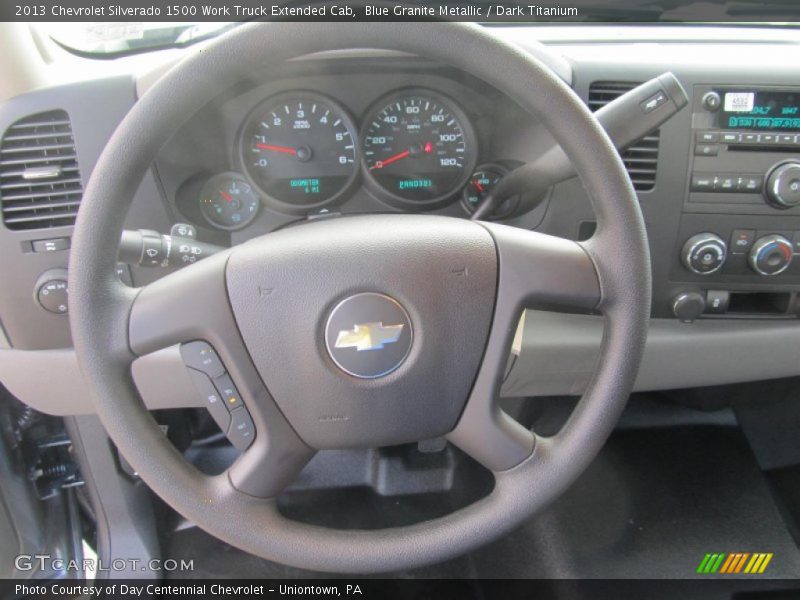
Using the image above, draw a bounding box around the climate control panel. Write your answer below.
[667,215,800,320]
[748,234,794,276]
[681,233,727,275]
[680,231,796,277]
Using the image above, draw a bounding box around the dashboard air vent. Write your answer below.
[0,110,83,230]
[588,81,659,192]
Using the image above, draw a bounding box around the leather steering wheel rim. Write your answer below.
[69,22,650,573]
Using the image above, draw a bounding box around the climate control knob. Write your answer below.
[681,233,727,275]
[748,234,793,276]
[765,161,800,209]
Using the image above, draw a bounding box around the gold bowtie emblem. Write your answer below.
[334,322,404,352]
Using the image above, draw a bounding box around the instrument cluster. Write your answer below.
[193,87,511,230]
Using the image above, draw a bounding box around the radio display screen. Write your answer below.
[719,90,800,131]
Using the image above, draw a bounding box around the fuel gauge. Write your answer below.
[461,163,518,220]
[199,172,260,230]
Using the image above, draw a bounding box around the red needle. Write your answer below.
[255,143,297,156]
[219,190,233,202]
[472,180,485,193]
[371,150,410,170]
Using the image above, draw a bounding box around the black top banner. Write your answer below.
[4,0,800,22]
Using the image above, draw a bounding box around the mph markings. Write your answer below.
[364,97,465,169]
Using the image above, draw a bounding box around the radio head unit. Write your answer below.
[718,89,800,131]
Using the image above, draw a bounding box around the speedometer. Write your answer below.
[361,89,477,209]
[240,92,359,213]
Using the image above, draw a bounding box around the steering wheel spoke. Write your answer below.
[447,224,601,471]
[128,250,314,498]
[227,396,315,499]
[484,222,601,314]
[128,250,234,356]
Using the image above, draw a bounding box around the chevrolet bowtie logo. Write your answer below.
[334,322,404,352]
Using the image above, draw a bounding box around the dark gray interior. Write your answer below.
[1,19,800,586]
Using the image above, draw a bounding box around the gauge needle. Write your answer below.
[219,190,233,202]
[255,143,298,156]
[371,141,435,170]
[472,180,485,193]
[371,150,410,170]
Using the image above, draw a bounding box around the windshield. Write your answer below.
[41,22,237,57]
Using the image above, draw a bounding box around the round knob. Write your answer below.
[748,234,793,276]
[702,91,721,111]
[34,268,69,314]
[765,161,800,209]
[36,280,68,314]
[672,291,706,323]
[681,233,727,275]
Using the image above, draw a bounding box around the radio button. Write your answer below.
[696,131,719,143]
[758,133,777,144]
[741,133,759,144]
[721,131,740,143]
[695,144,719,156]
[715,175,737,192]
[778,134,796,145]
[737,175,763,193]
[730,229,755,254]
[691,173,716,191]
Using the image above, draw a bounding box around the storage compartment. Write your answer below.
[726,292,793,316]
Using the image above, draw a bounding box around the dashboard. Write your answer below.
[2,26,800,415]
[155,58,547,247]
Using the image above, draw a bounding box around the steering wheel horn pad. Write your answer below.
[69,22,650,573]
[226,214,497,450]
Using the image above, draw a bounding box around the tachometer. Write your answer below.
[241,92,359,213]
[361,89,477,209]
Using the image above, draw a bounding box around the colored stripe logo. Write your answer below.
[696,553,773,574]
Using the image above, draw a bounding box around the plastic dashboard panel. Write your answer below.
[2,36,800,415]
[0,76,176,351]
[3,310,800,415]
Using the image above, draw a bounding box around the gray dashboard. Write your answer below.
[2,28,800,416]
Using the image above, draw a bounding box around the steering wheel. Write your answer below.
[69,22,650,573]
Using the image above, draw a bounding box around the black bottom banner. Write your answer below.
[3,579,800,600]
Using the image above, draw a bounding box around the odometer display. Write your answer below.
[241,92,358,212]
[362,89,477,207]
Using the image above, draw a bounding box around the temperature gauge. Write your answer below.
[461,164,517,219]
[199,173,260,230]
